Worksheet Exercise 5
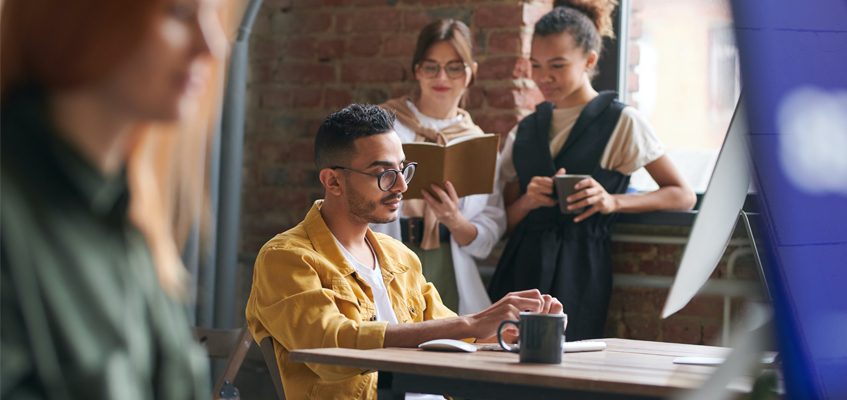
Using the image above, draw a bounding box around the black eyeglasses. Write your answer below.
[330,163,417,192]
[417,60,468,79]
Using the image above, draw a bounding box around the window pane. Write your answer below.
[623,0,739,193]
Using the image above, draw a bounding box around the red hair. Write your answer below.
[1,0,164,98]
[1,0,230,297]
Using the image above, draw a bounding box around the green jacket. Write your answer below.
[1,88,209,399]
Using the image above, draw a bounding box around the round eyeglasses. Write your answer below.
[417,60,468,79]
[330,162,417,192]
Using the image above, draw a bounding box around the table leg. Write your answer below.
[377,371,405,400]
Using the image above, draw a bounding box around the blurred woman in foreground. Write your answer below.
[1,0,225,397]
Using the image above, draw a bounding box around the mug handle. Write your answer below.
[497,320,520,353]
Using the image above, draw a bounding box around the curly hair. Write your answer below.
[537,0,619,56]
[314,104,397,169]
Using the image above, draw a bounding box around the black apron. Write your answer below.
[488,92,629,341]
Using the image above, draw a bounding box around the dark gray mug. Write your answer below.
[554,174,592,214]
[497,313,567,364]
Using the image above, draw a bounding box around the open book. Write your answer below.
[402,134,499,199]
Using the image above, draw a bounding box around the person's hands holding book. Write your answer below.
[422,181,478,245]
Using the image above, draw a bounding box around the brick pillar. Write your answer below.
[241,0,553,256]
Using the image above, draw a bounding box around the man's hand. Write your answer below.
[465,289,563,339]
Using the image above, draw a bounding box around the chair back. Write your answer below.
[193,327,253,399]
[259,336,286,400]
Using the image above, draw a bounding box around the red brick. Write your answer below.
[487,31,522,55]
[465,86,485,110]
[677,295,725,319]
[476,57,526,80]
[383,35,418,58]
[337,10,402,33]
[259,88,292,109]
[473,5,523,29]
[662,317,721,345]
[612,258,638,274]
[251,62,276,83]
[251,11,272,35]
[264,0,293,10]
[484,86,544,110]
[285,36,316,59]
[474,113,519,136]
[273,12,332,34]
[618,288,668,315]
[274,63,335,84]
[323,88,353,108]
[390,85,415,99]
[415,0,470,5]
[639,259,678,276]
[293,88,323,108]
[620,312,661,341]
[403,11,432,32]
[254,138,288,163]
[485,87,515,109]
[346,35,382,57]
[261,166,289,185]
[285,164,319,185]
[317,39,344,61]
[341,62,405,83]
[251,36,283,61]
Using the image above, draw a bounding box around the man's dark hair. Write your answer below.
[314,104,396,169]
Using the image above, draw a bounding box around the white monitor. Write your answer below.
[662,99,750,318]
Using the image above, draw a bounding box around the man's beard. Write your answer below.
[347,185,402,224]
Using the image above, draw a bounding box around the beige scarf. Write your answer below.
[381,96,485,249]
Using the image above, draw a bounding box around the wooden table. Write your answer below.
[290,338,757,399]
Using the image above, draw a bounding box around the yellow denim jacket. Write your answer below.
[246,201,457,399]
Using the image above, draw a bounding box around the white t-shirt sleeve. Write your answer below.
[601,106,665,175]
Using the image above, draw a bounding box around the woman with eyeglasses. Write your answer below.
[375,19,506,315]
[1,0,224,397]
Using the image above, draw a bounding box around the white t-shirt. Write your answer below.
[334,236,399,324]
[334,235,445,400]
[500,105,665,183]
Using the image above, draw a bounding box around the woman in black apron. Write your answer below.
[489,2,696,341]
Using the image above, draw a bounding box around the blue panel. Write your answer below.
[731,0,847,398]
[749,135,847,245]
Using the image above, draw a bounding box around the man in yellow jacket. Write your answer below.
[246,104,563,399]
